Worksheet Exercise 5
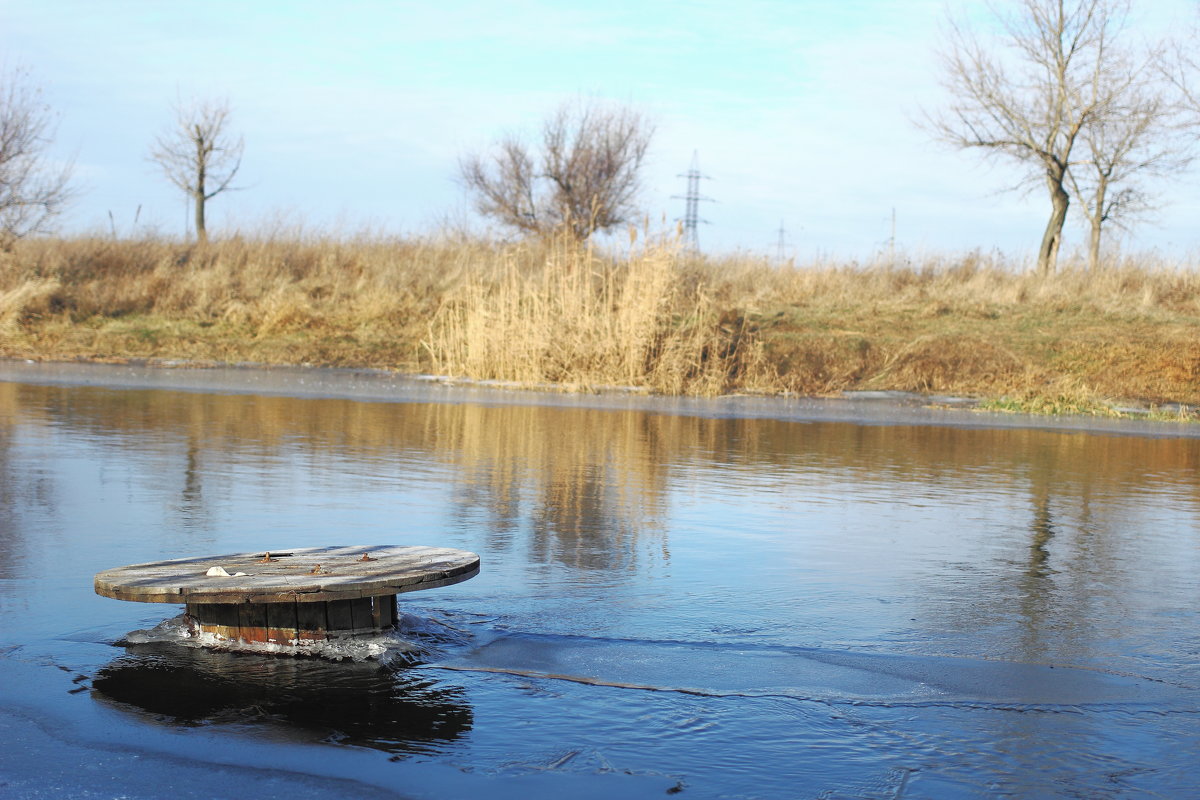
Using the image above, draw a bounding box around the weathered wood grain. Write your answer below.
[295,601,328,641]
[94,545,480,604]
[266,601,299,645]
[187,595,402,645]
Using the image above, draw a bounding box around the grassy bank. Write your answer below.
[0,235,1197,417]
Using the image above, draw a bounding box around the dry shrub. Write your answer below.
[0,278,64,333]
[254,289,323,337]
[425,238,760,394]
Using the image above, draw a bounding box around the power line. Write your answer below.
[671,151,713,251]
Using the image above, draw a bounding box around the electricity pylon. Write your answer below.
[672,151,713,251]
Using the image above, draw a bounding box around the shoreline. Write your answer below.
[2,357,1196,439]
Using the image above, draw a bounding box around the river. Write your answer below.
[0,362,1196,799]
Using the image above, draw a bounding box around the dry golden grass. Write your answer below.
[0,234,1197,413]
[424,238,760,394]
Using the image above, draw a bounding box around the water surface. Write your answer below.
[0,365,1197,798]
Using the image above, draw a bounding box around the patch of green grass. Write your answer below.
[978,393,1125,417]
[1142,405,1200,423]
[979,394,1199,422]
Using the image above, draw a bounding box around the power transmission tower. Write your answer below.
[672,151,713,251]
[775,220,789,261]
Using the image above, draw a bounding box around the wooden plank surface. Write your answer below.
[94,545,480,604]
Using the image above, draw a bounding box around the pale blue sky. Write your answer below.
[3,0,1197,260]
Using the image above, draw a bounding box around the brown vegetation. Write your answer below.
[0,234,1197,413]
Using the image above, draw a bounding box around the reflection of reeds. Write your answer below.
[431,402,675,570]
[2,236,1198,404]
[3,380,1198,519]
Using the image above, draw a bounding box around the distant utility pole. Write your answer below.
[888,207,896,265]
[672,151,713,251]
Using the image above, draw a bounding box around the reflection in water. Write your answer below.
[0,426,20,581]
[177,433,208,529]
[1,377,1198,797]
[1028,496,1055,580]
[93,642,471,757]
[0,383,60,582]
[1,382,1196,563]
[0,383,1196,626]
[1017,462,1058,664]
[436,402,671,572]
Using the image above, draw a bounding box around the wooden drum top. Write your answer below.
[94,545,480,605]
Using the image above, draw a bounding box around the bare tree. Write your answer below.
[926,0,1135,273]
[150,98,243,243]
[1065,72,1191,270]
[460,100,653,240]
[0,67,72,244]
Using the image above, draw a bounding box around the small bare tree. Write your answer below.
[0,67,72,244]
[460,100,653,241]
[1065,73,1191,270]
[926,0,1134,273]
[150,98,243,243]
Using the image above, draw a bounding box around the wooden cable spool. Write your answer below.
[94,545,480,648]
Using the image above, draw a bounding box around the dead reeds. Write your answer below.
[424,237,760,394]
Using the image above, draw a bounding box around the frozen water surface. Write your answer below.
[0,361,1197,798]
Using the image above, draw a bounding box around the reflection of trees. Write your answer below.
[0,382,59,583]
[175,433,208,528]
[93,643,471,757]
[531,463,634,571]
[914,429,1152,669]
[0,379,1197,590]
[0,424,20,582]
[1015,468,1057,660]
[1028,495,1054,580]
